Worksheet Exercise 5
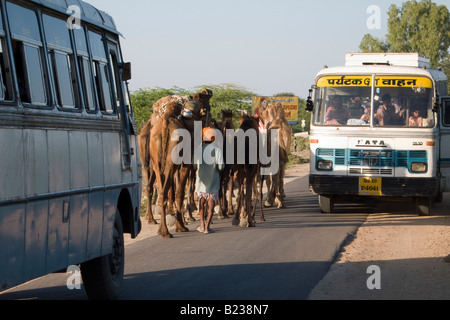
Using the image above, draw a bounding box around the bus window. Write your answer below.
[314,75,435,128]
[0,39,13,102]
[43,14,77,109]
[74,27,96,111]
[7,2,47,105]
[89,31,114,114]
[0,11,13,102]
[444,100,450,126]
[49,51,76,108]
[109,51,120,108]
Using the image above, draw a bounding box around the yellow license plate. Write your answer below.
[359,177,382,196]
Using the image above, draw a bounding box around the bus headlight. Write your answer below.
[410,162,427,173]
[317,160,333,171]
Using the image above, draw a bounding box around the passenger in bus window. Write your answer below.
[325,96,350,125]
[375,94,393,125]
[409,108,423,127]
[360,99,371,122]
[375,94,406,126]
[391,97,407,125]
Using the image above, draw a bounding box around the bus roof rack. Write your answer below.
[345,53,430,68]
[30,0,120,34]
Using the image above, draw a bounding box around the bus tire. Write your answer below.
[319,194,334,214]
[81,209,125,300]
[416,197,432,217]
[434,191,443,203]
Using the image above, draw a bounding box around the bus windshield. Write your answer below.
[313,75,435,128]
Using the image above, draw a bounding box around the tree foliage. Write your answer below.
[193,83,255,124]
[359,0,450,91]
[131,86,192,132]
[131,84,311,134]
[386,0,450,68]
[359,34,391,53]
[131,84,256,132]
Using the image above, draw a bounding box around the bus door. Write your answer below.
[441,97,450,192]
[107,41,132,170]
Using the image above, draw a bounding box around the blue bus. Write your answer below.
[0,0,141,299]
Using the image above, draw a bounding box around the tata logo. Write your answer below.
[357,140,387,147]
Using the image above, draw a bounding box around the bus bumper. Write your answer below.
[309,175,439,198]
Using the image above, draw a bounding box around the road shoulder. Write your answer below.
[308,201,450,300]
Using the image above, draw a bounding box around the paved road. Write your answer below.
[0,174,368,300]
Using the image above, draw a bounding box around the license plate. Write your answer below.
[359,177,382,196]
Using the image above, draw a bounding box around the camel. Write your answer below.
[232,114,265,227]
[146,101,186,238]
[138,90,212,238]
[217,110,236,219]
[138,94,192,223]
[260,102,291,209]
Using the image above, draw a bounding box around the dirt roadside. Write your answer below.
[127,162,450,300]
[308,205,450,300]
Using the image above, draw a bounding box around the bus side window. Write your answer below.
[0,11,13,103]
[444,100,450,126]
[12,40,47,105]
[89,31,114,114]
[7,2,47,106]
[74,27,97,112]
[43,14,78,109]
[0,39,13,101]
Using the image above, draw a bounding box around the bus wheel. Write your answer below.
[434,191,443,203]
[416,197,432,217]
[81,209,125,300]
[319,194,334,214]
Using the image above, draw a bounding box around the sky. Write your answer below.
[84,0,449,98]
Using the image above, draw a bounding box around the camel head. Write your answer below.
[275,102,286,118]
[180,100,203,132]
[192,88,213,113]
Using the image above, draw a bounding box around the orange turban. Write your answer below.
[202,127,215,142]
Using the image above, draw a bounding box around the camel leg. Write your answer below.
[280,163,287,200]
[265,175,275,207]
[232,169,244,226]
[174,165,190,233]
[246,173,256,227]
[218,169,230,219]
[189,170,198,211]
[158,169,175,239]
[185,170,196,222]
[259,174,266,222]
[232,183,244,226]
[145,170,158,225]
[226,173,234,216]
[274,168,286,209]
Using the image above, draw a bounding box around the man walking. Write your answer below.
[194,127,225,234]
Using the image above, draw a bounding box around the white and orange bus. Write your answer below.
[307,53,449,216]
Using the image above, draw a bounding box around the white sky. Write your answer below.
[84,0,449,98]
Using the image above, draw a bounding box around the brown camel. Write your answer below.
[148,101,186,238]
[138,90,211,238]
[232,114,265,227]
[260,102,291,208]
[217,110,236,219]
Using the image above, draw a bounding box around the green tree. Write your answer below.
[359,34,391,53]
[193,83,255,126]
[131,86,191,132]
[386,0,450,68]
[359,0,450,91]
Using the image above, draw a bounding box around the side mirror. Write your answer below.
[121,62,132,81]
[306,89,314,112]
